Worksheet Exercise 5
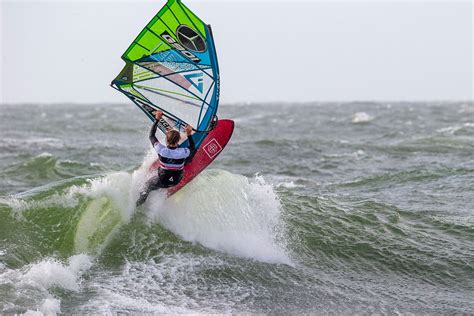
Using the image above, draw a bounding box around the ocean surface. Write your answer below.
[0,102,473,314]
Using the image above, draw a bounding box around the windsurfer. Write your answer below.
[136,110,196,206]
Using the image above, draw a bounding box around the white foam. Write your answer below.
[24,137,63,148]
[21,254,92,292]
[82,255,241,314]
[23,298,62,316]
[352,112,374,123]
[69,171,135,221]
[146,170,292,265]
[437,125,461,134]
[352,149,365,157]
[81,286,192,314]
[39,298,61,315]
[70,151,159,254]
[5,188,82,216]
[67,150,158,223]
[23,310,43,316]
[436,123,473,135]
[278,181,305,189]
[0,255,92,315]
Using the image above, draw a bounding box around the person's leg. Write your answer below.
[136,174,163,206]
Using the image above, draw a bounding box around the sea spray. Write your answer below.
[0,254,92,314]
[72,151,159,254]
[351,112,374,123]
[145,170,291,264]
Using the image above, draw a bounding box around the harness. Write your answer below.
[154,143,190,171]
[158,154,186,170]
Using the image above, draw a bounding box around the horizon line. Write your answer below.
[1,99,473,107]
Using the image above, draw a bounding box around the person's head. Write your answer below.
[166,129,181,147]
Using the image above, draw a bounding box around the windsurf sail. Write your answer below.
[111,0,219,148]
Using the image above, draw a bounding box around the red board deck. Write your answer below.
[149,119,235,196]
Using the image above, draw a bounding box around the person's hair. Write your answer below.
[166,129,181,146]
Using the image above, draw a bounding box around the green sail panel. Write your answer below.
[111,0,219,147]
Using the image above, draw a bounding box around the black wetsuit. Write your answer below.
[136,120,196,206]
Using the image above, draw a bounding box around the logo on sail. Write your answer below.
[184,73,204,93]
[176,25,206,53]
[161,30,201,63]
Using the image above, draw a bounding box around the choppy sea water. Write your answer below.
[0,102,473,314]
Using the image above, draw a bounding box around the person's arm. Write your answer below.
[185,125,197,163]
[149,111,163,146]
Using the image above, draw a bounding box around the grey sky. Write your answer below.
[1,0,472,104]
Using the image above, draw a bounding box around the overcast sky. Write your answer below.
[1,0,472,104]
